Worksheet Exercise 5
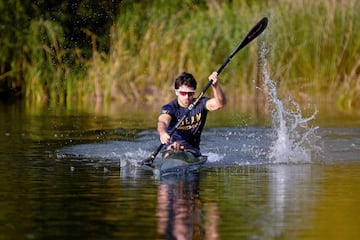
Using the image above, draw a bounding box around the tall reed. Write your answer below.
[24,19,71,103]
[22,0,359,111]
[83,1,266,104]
[81,0,359,110]
[268,0,360,109]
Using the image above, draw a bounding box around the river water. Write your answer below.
[0,10,359,237]
[0,96,359,240]
[1,51,360,239]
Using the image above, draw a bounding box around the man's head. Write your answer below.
[174,72,197,90]
[174,72,197,107]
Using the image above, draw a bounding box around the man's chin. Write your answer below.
[178,100,190,108]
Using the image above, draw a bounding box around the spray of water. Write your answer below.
[259,45,321,163]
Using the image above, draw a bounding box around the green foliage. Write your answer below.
[267,0,360,108]
[0,0,33,96]
[24,19,66,101]
[85,0,269,102]
[83,0,359,109]
[0,0,121,100]
[0,0,359,111]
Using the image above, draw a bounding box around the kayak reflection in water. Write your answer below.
[157,71,226,158]
[156,175,219,239]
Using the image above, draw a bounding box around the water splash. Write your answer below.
[259,45,321,163]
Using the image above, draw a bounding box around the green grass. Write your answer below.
[20,0,360,111]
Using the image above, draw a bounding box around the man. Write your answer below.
[157,71,226,158]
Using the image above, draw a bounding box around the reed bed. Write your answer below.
[22,0,359,111]
[268,0,360,110]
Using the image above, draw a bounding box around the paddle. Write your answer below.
[140,17,268,166]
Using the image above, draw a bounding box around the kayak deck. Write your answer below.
[143,151,207,177]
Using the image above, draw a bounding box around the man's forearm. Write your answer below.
[157,121,168,135]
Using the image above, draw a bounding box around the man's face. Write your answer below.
[176,85,195,107]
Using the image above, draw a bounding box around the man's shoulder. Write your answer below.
[162,99,178,108]
[197,96,210,108]
[161,99,178,113]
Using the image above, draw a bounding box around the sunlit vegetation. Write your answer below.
[0,0,359,110]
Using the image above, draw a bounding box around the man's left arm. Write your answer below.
[206,72,227,111]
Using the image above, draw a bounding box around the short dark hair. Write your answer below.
[174,72,197,90]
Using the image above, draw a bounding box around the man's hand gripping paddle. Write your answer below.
[140,17,268,166]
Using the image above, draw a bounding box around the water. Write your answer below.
[258,45,321,164]
[1,105,359,240]
[1,65,360,239]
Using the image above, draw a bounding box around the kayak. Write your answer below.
[142,150,207,177]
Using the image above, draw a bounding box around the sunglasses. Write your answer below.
[177,90,195,97]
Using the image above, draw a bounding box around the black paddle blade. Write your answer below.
[217,17,268,74]
[139,154,156,166]
[138,143,165,166]
[231,17,268,57]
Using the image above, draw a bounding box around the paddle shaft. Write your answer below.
[141,17,268,165]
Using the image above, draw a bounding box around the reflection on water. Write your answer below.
[267,163,360,239]
[156,174,203,239]
[265,164,317,238]
[201,164,360,240]
[156,174,220,240]
[0,99,360,239]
